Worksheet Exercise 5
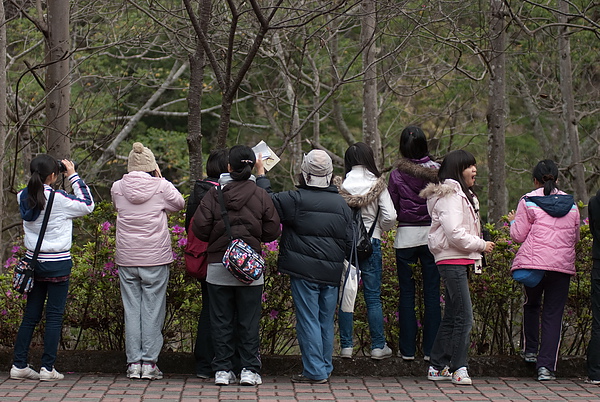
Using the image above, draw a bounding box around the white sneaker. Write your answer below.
[141,363,163,380]
[215,370,237,386]
[239,368,262,386]
[452,367,472,385]
[40,367,64,381]
[427,365,452,381]
[370,344,392,360]
[10,365,40,380]
[127,363,142,379]
[340,347,353,359]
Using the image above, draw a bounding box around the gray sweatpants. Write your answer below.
[119,265,169,364]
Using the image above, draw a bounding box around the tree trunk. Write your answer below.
[486,0,508,224]
[557,0,587,209]
[273,32,302,176]
[0,0,6,259]
[45,0,71,159]
[361,0,380,164]
[187,0,212,182]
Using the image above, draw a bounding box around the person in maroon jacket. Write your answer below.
[388,126,441,362]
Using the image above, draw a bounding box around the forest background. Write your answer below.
[0,1,599,357]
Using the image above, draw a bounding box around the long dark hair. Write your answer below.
[344,142,380,177]
[399,126,429,160]
[532,159,559,196]
[228,145,256,181]
[438,149,477,207]
[206,148,229,179]
[27,154,59,212]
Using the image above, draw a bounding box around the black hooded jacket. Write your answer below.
[185,178,219,231]
[257,176,353,286]
[589,189,600,263]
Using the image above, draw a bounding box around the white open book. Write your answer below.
[252,140,280,171]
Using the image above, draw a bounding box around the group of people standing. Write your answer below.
[8,127,599,388]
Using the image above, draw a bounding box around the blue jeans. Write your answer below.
[290,277,338,381]
[338,239,385,350]
[13,279,70,371]
[430,264,473,372]
[396,245,441,357]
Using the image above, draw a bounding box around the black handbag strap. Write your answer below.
[31,189,55,262]
[216,185,234,241]
[367,207,380,237]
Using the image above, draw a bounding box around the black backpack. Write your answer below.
[353,207,380,261]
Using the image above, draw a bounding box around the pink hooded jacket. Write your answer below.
[510,187,580,275]
[112,171,185,266]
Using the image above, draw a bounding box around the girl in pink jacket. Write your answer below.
[111,142,185,380]
[420,150,494,386]
[507,159,580,381]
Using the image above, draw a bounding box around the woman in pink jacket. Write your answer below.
[111,142,185,380]
[507,160,580,381]
[420,150,494,386]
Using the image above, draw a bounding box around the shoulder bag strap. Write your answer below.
[31,190,55,263]
[367,206,381,238]
[216,185,234,241]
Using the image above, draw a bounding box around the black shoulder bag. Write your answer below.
[13,190,55,294]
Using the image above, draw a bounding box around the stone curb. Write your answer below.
[1,350,587,378]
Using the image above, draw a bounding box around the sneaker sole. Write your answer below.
[40,377,64,381]
[240,380,262,386]
[428,376,452,381]
[452,379,472,385]
[371,354,392,360]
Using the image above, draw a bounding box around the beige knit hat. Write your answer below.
[127,142,158,173]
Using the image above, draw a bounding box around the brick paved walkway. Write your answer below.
[2,373,600,401]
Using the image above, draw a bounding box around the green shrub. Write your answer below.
[0,205,593,357]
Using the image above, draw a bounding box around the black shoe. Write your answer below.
[291,374,328,384]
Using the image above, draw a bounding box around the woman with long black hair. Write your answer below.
[420,150,494,386]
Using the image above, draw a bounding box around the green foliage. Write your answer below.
[0,206,594,357]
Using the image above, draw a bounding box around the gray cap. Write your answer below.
[301,150,333,188]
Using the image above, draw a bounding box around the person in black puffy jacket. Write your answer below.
[256,150,352,384]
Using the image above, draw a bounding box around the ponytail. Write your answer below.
[26,154,60,213]
[532,160,559,196]
[228,145,256,182]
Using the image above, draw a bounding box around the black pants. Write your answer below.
[588,264,600,380]
[207,283,263,373]
[194,280,214,377]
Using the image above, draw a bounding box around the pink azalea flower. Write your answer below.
[265,240,278,252]
[171,225,185,234]
[178,238,187,247]
[261,292,268,303]
[101,221,112,232]
[269,309,278,320]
